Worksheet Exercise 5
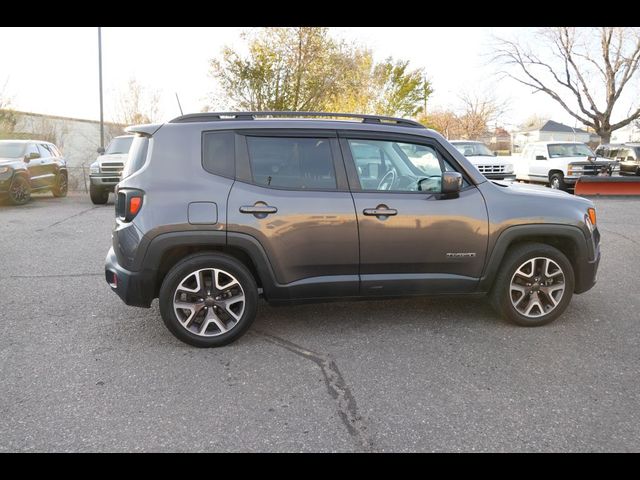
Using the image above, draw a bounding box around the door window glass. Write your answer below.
[347,139,459,193]
[246,137,336,190]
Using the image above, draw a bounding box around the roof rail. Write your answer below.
[169,111,425,128]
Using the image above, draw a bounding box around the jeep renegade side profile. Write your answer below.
[105,112,601,347]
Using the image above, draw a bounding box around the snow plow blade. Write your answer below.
[575,176,640,196]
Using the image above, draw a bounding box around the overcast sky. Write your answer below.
[0,27,609,130]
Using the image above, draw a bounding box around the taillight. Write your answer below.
[117,189,144,222]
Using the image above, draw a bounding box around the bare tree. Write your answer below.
[456,91,509,140]
[494,27,640,143]
[0,80,17,136]
[115,78,160,126]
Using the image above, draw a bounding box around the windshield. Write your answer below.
[548,143,594,158]
[452,142,494,157]
[105,137,134,155]
[0,142,26,158]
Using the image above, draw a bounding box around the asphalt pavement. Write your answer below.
[0,192,638,452]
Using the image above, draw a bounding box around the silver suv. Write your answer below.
[104,112,601,347]
[89,135,133,204]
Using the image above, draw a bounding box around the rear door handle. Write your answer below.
[363,207,397,217]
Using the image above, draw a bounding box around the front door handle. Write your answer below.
[363,206,397,217]
[239,203,278,218]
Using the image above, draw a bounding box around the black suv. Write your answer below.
[0,139,68,205]
[105,112,601,347]
[595,143,640,175]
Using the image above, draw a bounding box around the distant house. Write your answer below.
[511,120,599,153]
[611,123,640,143]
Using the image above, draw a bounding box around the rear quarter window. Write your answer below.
[202,131,235,178]
[121,136,149,179]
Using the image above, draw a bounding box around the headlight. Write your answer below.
[0,166,10,174]
[503,164,514,174]
[90,165,100,174]
[568,164,584,176]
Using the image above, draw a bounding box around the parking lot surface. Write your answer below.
[1,192,639,452]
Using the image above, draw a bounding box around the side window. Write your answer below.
[25,143,39,158]
[616,149,628,161]
[38,144,54,158]
[202,132,235,178]
[246,136,336,190]
[347,139,459,193]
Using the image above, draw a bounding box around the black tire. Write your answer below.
[489,242,575,327]
[549,172,567,191]
[159,252,258,347]
[8,175,31,205]
[52,172,68,197]
[90,185,109,204]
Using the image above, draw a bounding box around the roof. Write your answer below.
[521,119,589,134]
[449,140,484,144]
[0,139,54,144]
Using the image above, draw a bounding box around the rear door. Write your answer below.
[37,143,57,187]
[227,130,359,299]
[340,132,489,296]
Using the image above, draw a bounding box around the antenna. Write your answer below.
[175,93,184,116]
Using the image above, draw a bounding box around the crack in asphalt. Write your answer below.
[5,273,103,279]
[600,227,640,247]
[253,330,373,452]
[36,206,100,231]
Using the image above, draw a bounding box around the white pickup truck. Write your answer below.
[514,141,616,190]
[449,140,515,181]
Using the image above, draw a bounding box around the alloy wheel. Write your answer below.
[509,257,565,318]
[173,268,246,337]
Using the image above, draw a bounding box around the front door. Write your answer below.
[24,143,47,189]
[227,131,359,299]
[340,134,488,295]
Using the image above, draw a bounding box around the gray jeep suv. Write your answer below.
[105,112,601,347]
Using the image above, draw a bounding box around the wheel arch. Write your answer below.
[479,224,591,294]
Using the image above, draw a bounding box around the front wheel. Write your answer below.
[90,185,109,204]
[8,175,31,205]
[549,172,566,190]
[52,172,68,197]
[489,243,575,327]
[159,253,258,347]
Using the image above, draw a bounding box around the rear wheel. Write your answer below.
[489,243,575,327]
[159,253,258,347]
[52,172,68,197]
[90,184,109,204]
[549,172,566,191]
[8,175,31,205]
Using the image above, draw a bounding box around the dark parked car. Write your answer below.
[595,143,640,175]
[105,112,601,347]
[0,139,68,205]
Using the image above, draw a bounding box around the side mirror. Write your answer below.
[535,155,547,160]
[441,171,462,195]
[493,151,498,156]
[97,147,105,155]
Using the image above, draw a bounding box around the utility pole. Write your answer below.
[98,27,104,149]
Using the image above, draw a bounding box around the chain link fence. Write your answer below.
[66,166,91,192]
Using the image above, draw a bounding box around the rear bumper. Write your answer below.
[105,247,155,308]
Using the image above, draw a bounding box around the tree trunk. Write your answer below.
[598,130,612,144]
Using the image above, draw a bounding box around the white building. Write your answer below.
[511,120,597,153]
[610,122,640,143]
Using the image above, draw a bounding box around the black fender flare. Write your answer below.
[478,224,593,293]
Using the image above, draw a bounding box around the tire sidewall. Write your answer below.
[159,253,258,347]
[90,185,109,204]
[9,175,31,205]
[496,244,575,327]
[53,172,68,197]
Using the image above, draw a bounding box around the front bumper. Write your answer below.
[485,173,516,181]
[90,174,120,189]
[574,243,600,294]
[105,247,155,308]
